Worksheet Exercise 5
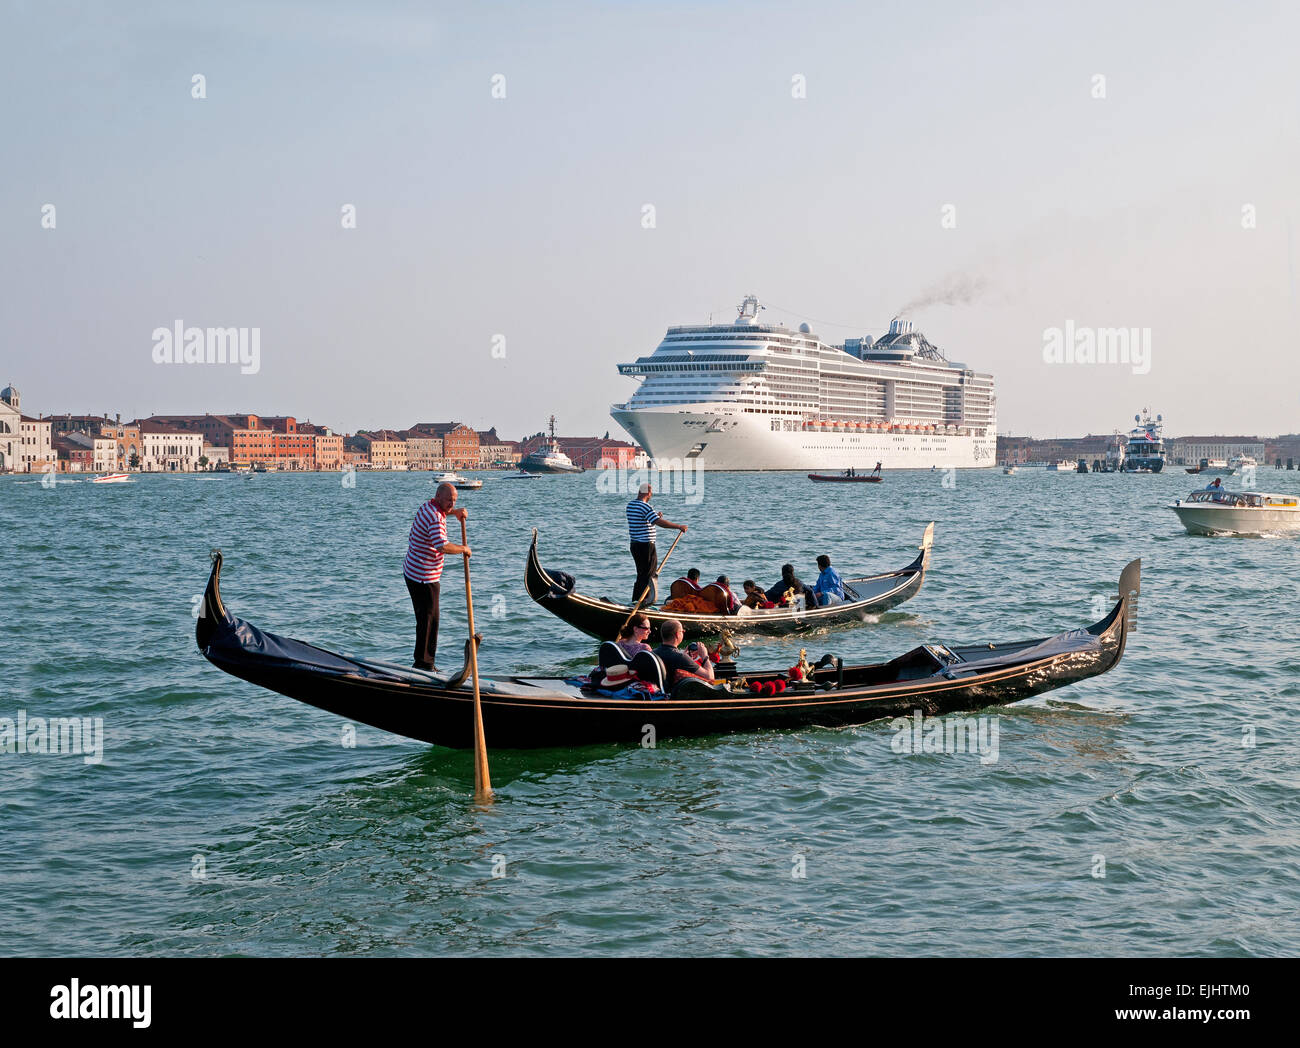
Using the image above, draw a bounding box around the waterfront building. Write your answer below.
[354,430,408,470]
[135,420,205,472]
[100,421,143,469]
[259,416,317,470]
[342,439,371,469]
[0,385,20,472]
[62,431,118,471]
[1169,437,1265,467]
[18,413,54,473]
[408,422,478,470]
[298,423,343,470]
[474,428,520,468]
[400,432,444,470]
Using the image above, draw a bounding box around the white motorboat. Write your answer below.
[1002,465,1018,475]
[431,472,483,490]
[1170,489,1300,536]
[1046,460,1074,472]
[1226,455,1258,475]
[92,473,132,484]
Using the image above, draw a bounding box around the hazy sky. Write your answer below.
[3,0,1297,439]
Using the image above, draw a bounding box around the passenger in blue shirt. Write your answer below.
[812,555,846,606]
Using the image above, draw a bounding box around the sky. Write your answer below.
[2,0,1297,439]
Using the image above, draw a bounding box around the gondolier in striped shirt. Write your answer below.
[404,482,471,671]
[626,481,687,605]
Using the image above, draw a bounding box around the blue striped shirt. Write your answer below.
[627,499,660,543]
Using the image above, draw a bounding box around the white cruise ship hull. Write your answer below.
[612,408,996,470]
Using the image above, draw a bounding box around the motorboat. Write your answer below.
[1170,489,1300,536]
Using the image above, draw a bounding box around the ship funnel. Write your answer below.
[888,317,913,335]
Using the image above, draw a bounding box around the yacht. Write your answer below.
[1120,410,1166,472]
[611,295,996,470]
[1227,454,1258,475]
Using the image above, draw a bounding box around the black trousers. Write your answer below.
[405,576,441,668]
[630,541,658,604]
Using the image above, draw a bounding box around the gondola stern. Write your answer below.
[196,549,235,651]
[1089,558,1141,642]
[524,527,554,602]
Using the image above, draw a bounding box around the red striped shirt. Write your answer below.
[404,500,448,583]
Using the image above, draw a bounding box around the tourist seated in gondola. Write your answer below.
[663,568,721,614]
[703,574,740,615]
[591,615,656,691]
[671,568,704,593]
[652,619,716,688]
[613,616,654,660]
[766,565,815,609]
[811,554,846,606]
[742,579,775,609]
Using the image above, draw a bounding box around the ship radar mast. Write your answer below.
[735,294,764,325]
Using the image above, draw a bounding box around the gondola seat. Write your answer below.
[629,650,667,693]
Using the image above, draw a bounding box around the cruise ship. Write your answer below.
[611,295,996,470]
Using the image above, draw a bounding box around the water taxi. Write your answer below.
[1170,489,1300,536]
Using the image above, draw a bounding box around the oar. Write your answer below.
[460,517,492,802]
[620,528,684,634]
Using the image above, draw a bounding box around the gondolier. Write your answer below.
[626,482,687,604]
[404,482,470,671]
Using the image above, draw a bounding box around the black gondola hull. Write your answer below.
[525,525,934,641]
[197,553,1136,750]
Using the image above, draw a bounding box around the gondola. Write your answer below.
[196,553,1138,750]
[808,473,882,483]
[525,524,935,641]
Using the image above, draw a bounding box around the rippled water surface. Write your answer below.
[3,468,1299,956]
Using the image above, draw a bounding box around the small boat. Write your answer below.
[1170,489,1300,536]
[1002,465,1018,475]
[808,472,882,483]
[1226,455,1258,475]
[196,553,1137,749]
[1046,460,1074,472]
[432,472,483,490]
[92,473,132,484]
[520,416,584,474]
[526,524,934,640]
[502,470,540,480]
[1185,458,1229,475]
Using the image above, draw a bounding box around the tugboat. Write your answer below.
[520,416,584,474]
[1120,410,1166,473]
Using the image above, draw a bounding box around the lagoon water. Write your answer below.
[3,467,1299,956]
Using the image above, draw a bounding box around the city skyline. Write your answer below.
[3,1,1298,438]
